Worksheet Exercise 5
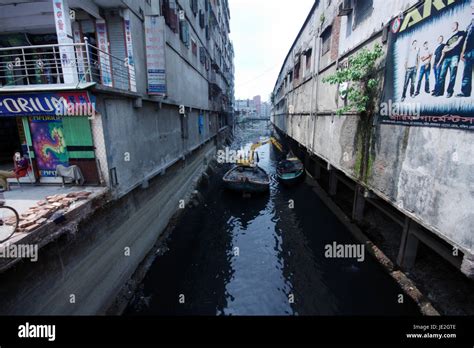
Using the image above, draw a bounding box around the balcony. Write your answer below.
[0,42,135,93]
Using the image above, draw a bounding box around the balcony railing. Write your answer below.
[0,41,135,92]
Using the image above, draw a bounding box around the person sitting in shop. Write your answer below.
[0,152,29,192]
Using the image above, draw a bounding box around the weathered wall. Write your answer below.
[272,0,474,257]
[0,141,217,315]
[95,94,215,198]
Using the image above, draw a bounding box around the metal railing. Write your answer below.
[0,39,135,92]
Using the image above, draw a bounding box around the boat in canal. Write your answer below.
[276,153,305,185]
[223,165,270,193]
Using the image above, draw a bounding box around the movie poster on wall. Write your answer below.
[29,116,69,177]
[381,0,473,130]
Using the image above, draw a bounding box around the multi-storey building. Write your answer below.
[0,0,234,197]
[272,0,473,278]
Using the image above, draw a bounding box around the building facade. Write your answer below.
[272,0,474,278]
[0,0,234,197]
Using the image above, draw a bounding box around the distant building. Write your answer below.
[235,95,265,119]
[253,95,262,116]
[261,102,271,119]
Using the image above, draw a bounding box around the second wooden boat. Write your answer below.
[223,165,270,193]
[276,154,305,185]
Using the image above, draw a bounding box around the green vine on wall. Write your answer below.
[322,44,384,182]
[322,44,383,116]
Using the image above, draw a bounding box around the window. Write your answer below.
[199,47,206,64]
[305,49,312,71]
[294,57,301,80]
[199,10,205,28]
[190,0,198,16]
[353,0,373,28]
[321,27,332,55]
[163,0,179,33]
[192,39,198,56]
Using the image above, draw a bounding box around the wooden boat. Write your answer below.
[276,154,305,185]
[223,165,270,193]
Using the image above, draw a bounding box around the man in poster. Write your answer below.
[457,6,473,97]
[434,22,466,97]
[432,36,446,95]
[415,41,432,96]
[401,40,419,101]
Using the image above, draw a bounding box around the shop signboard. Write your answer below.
[0,91,96,118]
[145,16,167,96]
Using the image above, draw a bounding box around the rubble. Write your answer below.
[14,191,93,234]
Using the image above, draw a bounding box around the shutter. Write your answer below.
[106,12,129,91]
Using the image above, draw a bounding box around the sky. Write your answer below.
[229,0,315,102]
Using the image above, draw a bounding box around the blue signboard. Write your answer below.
[0,91,95,117]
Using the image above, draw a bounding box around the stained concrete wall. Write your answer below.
[272,0,474,257]
[95,94,216,198]
[91,0,233,198]
[0,141,217,315]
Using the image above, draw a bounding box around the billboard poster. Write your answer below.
[29,116,69,177]
[145,16,167,96]
[95,19,113,87]
[381,0,474,130]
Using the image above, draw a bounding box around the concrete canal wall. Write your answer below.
[0,137,224,315]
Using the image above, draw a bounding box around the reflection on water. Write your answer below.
[125,121,420,316]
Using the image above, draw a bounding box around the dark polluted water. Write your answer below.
[125,120,420,316]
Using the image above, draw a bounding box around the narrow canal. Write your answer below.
[125,120,420,316]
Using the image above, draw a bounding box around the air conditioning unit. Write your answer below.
[338,0,353,16]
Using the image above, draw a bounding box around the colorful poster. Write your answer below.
[381,0,474,130]
[30,116,69,177]
[95,19,113,87]
[145,16,167,96]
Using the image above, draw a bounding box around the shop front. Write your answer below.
[0,91,100,185]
